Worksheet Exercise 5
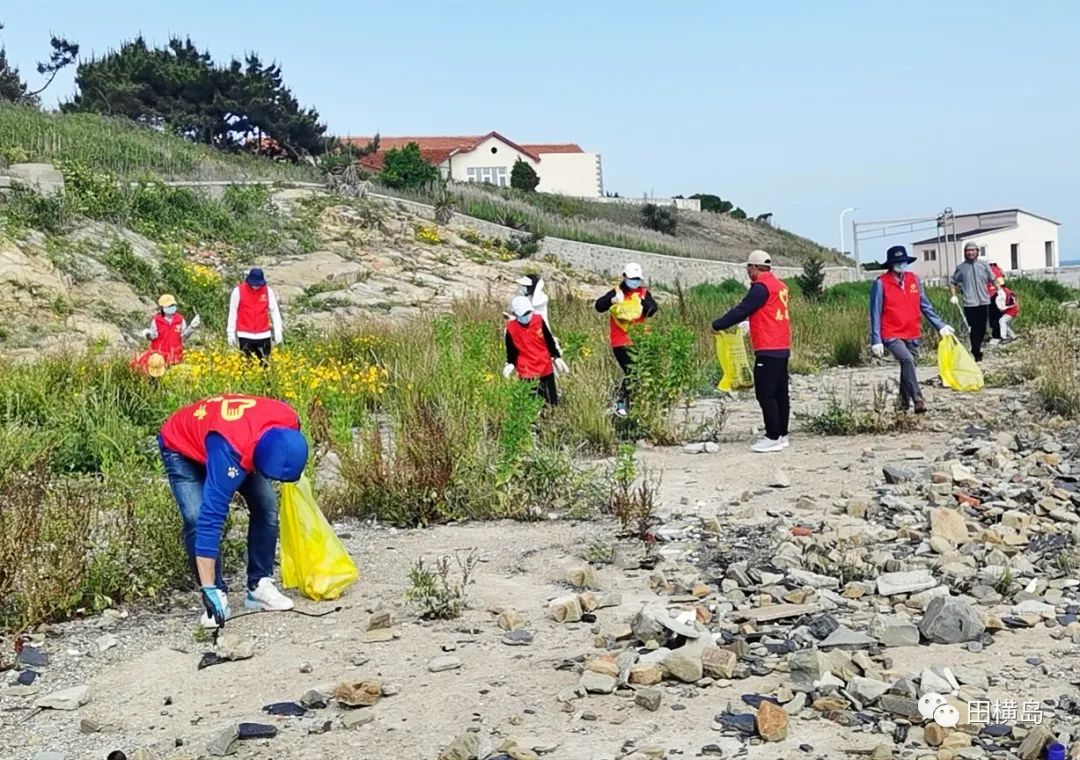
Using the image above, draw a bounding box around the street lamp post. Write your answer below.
[840,206,859,264]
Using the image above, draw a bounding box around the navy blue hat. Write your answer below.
[253,427,308,482]
[246,268,267,287]
[884,246,916,266]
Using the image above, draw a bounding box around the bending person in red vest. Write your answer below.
[227,268,283,362]
[594,262,659,417]
[159,394,308,628]
[870,246,953,414]
[712,250,792,453]
[503,296,569,405]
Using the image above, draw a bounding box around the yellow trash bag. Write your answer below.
[715,330,753,393]
[610,293,643,331]
[279,474,358,601]
[937,334,984,392]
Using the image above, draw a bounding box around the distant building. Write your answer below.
[911,209,1060,277]
[345,132,603,198]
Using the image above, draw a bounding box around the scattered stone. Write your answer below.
[629,663,663,685]
[80,717,103,734]
[299,662,313,674]
[333,680,382,707]
[756,700,789,742]
[36,685,90,711]
[783,692,807,714]
[427,656,462,673]
[342,711,374,729]
[701,646,738,679]
[502,630,534,646]
[214,633,255,661]
[919,597,986,644]
[567,566,601,589]
[847,676,892,704]
[360,628,395,644]
[439,733,479,760]
[300,689,328,709]
[877,570,936,597]
[662,643,704,683]
[819,625,877,649]
[735,603,820,623]
[769,470,791,489]
[788,569,840,589]
[883,465,914,484]
[548,595,583,623]
[366,610,393,630]
[931,507,970,544]
[788,650,830,685]
[1018,724,1053,760]
[237,723,278,739]
[579,671,617,694]
[869,615,920,647]
[95,633,119,653]
[635,687,662,712]
[206,724,239,756]
[498,609,526,631]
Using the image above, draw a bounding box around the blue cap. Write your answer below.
[246,268,267,287]
[253,428,308,482]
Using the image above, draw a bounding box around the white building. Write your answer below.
[349,132,603,197]
[910,209,1060,278]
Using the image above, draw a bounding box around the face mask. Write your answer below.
[625,278,642,289]
[163,305,178,316]
[516,313,532,325]
[892,264,907,274]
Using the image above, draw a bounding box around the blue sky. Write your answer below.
[2,0,1077,259]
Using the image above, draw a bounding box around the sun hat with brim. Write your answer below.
[884,245,916,266]
[146,352,167,378]
[246,268,267,287]
[746,250,772,266]
[510,295,534,317]
[158,294,177,308]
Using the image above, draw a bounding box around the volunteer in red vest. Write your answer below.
[132,294,200,376]
[869,246,953,414]
[986,262,1007,343]
[503,296,569,405]
[594,262,658,417]
[158,394,308,628]
[994,283,1019,342]
[227,268,283,361]
[711,250,792,453]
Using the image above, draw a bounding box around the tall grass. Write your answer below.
[0,105,319,182]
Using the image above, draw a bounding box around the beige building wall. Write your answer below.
[535,152,602,197]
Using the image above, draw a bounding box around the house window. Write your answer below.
[978,246,987,257]
[465,166,508,187]
[1010,243,1019,271]
[1046,240,1055,267]
[922,249,937,262]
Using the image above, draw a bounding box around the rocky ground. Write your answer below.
[3,349,1080,760]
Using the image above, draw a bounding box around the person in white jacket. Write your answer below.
[227,268,283,363]
[993,285,1019,342]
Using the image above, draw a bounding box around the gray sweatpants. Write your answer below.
[885,338,922,405]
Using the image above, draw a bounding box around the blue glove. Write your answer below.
[200,586,228,629]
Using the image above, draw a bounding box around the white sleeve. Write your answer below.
[268,287,284,342]
[146,318,158,340]
[995,290,1007,310]
[226,287,239,338]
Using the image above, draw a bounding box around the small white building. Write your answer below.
[910,208,1060,278]
[349,132,603,197]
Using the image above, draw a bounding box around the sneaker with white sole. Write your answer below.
[245,577,295,611]
[199,594,231,629]
[751,437,785,453]
[780,435,790,449]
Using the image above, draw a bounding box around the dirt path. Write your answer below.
[5,353,1071,760]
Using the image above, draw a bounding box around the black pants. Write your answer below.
[239,337,272,365]
[612,346,633,406]
[753,355,790,441]
[988,300,1002,340]
[962,306,988,360]
[534,374,558,406]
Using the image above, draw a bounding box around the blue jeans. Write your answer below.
[158,438,280,592]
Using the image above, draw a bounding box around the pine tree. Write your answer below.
[796,255,826,300]
[510,158,540,192]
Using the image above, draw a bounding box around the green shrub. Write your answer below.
[641,203,677,235]
[626,324,700,442]
[379,142,439,190]
[795,255,826,300]
[510,158,540,192]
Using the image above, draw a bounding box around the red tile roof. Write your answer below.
[342,133,581,171]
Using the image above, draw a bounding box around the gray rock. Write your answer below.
[819,626,877,649]
[847,676,892,704]
[877,570,936,597]
[207,724,239,756]
[769,470,791,489]
[919,596,985,644]
[662,642,705,683]
[783,692,807,714]
[36,685,90,711]
[214,632,254,661]
[787,569,840,590]
[6,163,65,195]
[579,671,617,694]
[788,650,830,685]
[95,633,119,653]
[883,465,914,484]
[950,665,989,689]
[502,629,534,646]
[869,615,920,647]
[300,689,329,709]
[878,695,921,720]
[919,668,954,695]
[342,710,374,728]
[427,655,463,673]
[635,687,662,711]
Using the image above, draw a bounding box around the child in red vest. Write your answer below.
[504,296,569,405]
[593,262,658,417]
[159,394,308,628]
[227,268,283,362]
[987,262,1007,342]
[132,294,200,376]
[994,285,1019,341]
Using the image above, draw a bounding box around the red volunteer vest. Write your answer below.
[878,271,924,341]
[987,264,1004,297]
[150,312,185,364]
[609,287,649,348]
[747,272,791,352]
[236,283,271,334]
[507,314,553,379]
[1001,287,1019,318]
[160,394,300,472]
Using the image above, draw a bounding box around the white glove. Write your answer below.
[871,343,884,358]
[502,363,515,379]
[188,314,201,330]
[273,334,283,346]
[940,325,954,337]
[142,328,153,340]
[949,295,960,305]
[611,288,624,304]
[737,321,750,334]
[227,334,238,348]
[554,358,570,375]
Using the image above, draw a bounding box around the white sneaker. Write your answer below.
[200,594,231,629]
[245,577,295,611]
[751,437,785,453]
[989,338,1001,346]
[780,435,790,449]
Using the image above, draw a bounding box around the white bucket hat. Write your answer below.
[623,262,643,279]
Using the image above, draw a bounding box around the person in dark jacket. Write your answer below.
[504,296,569,405]
[594,262,658,417]
[712,250,791,453]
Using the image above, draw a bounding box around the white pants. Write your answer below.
[1000,315,1013,340]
